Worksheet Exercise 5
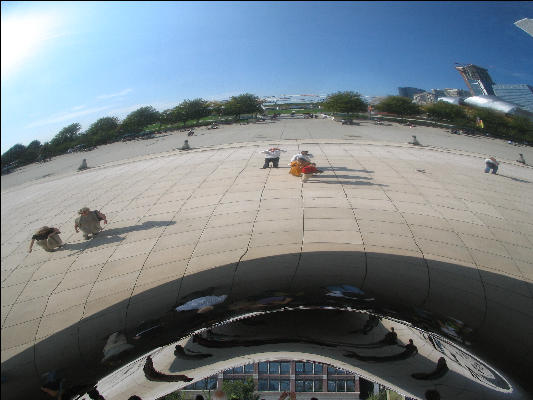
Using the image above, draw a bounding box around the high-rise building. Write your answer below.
[455,64,495,96]
[442,88,470,97]
[412,92,437,105]
[515,18,533,37]
[398,87,425,99]
[493,84,533,113]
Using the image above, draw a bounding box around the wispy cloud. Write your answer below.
[71,104,86,111]
[96,88,133,99]
[26,105,114,128]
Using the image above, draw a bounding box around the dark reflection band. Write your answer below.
[2,251,529,400]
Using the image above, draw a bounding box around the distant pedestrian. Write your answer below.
[261,147,286,169]
[484,157,499,174]
[75,207,107,239]
[408,135,421,146]
[29,226,63,252]
[181,140,190,150]
[78,158,88,171]
[301,162,323,182]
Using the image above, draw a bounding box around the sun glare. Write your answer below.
[1,12,60,77]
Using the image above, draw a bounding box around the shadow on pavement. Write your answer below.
[497,174,531,184]
[64,220,176,251]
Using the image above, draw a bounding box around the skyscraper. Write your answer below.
[398,87,425,99]
[455,64,495,96]
[493,84,533,113]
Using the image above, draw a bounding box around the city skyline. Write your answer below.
[2,1,532,152]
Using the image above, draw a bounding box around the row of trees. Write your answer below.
[3,91,532,171]
[1,94,263,169]
[321,91,533,143]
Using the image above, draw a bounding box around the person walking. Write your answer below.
[75,207,107,239]
[484,157,499,174]
[261,147,286,169]
[29,226,63,252]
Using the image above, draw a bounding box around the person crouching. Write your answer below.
[301,162,323,182]
[29,226,63,252]
[261,147,286,169]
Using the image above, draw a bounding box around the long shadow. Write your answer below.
[64,221,176,251]
[328,167,374,173]
[313,180,387,186]
[496,174,531,184]
[320,174,372,180]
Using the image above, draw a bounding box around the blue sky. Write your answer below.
[2,1,532,153]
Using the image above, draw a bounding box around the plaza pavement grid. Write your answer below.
[1,119,533,396]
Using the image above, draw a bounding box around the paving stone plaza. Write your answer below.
[1,118,532,399]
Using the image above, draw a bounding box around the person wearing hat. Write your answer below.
[75,207,107,239]
[484,157,499,174]
[260,147,286,169]
[29,226,63,252]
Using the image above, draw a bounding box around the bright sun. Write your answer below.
[1,12,60,77]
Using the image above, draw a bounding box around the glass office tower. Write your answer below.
[493,84,533,113]
[455,64,495,96]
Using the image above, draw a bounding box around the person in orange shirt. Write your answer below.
[289,157,306,177]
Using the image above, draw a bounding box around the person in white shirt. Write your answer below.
[261,147,286,168]
[289,150,313,163]
[484,157,499,174]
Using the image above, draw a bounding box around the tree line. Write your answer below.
[320,91,533,143]
[1,93,263,170]
[3,91,532,171]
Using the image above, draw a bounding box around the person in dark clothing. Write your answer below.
[87,386,106,400]
[412,357,449,380]
[143,356,193,382]
[174,344,212,359]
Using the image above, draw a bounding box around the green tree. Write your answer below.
[471,107,510,138]
[22,140,42,163]
[160,390,185,400]
[222,378,259,400]
[375,96,420,117]
[181,98,211,123]
[121,106,160,132]
[86,116,120,137]
[50,123,82,146]
[209,101,225,118]
[424,102,467,122]
[321,91,367,114]
[366,391,388,400]
[223,93,263,120]
[1,143,27,167]
[509,115,533,142]
[161,105,187,126]
[39,142,53,161]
